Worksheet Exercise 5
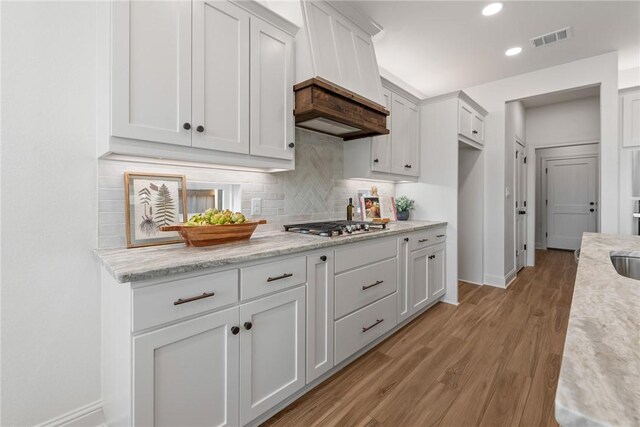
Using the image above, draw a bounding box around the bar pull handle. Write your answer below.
[267,273,293,282]
[362,280,384,290]
[436,234,445,238]
[362,319,384,333]
[418,238,429,243]
[174,291,215,306]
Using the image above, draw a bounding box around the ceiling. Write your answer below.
[356,1,640,97]
[518,84,600,109]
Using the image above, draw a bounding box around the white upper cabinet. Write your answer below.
[622,89,640,147]
[102,0,299,170]
[249,18,295,160]
[390,93,420,176]
[192,0,250,154]
[458,99,485,145]
[300,0,383,104]
[404,101,420,177]
[371,87,392,173]
[111,0,192,146]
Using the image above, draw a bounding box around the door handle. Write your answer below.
[590,208,595,212]
[589,202,595,205]
[518,210,526,215]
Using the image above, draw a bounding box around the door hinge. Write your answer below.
[546,232,548,238]
[524,244,527,250]
[524,200,527,207]
[516,151,518,158]
[516,201,518,208]
[524,157,527,164]
[545,167,548,174]
[546,199,548,206]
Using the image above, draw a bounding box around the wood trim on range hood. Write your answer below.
[293,77,389,141]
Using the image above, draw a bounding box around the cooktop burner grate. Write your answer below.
[283,220,386,237]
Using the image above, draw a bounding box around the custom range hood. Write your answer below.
[294,77,389,140]
[293,1,389,140]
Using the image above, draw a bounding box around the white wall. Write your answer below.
[526,97,601,146]
[463,52,619,283]
[1,2,101,425]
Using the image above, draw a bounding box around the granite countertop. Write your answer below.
[96,220,446,283]
[556,233,640,427]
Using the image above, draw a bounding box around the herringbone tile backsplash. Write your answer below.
[98,129,395,248]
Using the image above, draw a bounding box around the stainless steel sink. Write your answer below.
[610,254,640,280]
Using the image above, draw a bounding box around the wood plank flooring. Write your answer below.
[264,249,576,427]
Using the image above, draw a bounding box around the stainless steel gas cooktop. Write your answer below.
[283,220,386,237]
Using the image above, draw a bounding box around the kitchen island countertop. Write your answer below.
[556,233,640,427]
[96,220,447,283]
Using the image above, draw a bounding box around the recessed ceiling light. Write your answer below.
[482,3,503,16]
[505,47,522,56]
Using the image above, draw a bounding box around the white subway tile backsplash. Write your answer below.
[97,129,394,248]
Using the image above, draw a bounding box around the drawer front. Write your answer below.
[335,258,397,319]
[335,237,397,273]
[429,227,446,245]
[133,269,239,331]
[240,256,306,300]
[334,293,397,364]
[409,230,432,251]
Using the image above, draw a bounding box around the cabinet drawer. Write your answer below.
[334,293,397,364]
[335,258,397,319]
[409,230,432,251]
[240,256,306,300]
[335,237,397,273]
[132,269,239,331]
[429,227,446,245]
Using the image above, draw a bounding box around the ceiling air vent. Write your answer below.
[530,27,572,48]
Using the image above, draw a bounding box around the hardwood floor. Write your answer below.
[264,249,576,427]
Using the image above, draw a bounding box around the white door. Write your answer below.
[133,307,239,427]
[428,244,446,301]
[546,157,598,250]
[306,252,334,383]
[371,88,392,173]
[458,100,474,141]
[515,144,527,272]
[409,247,430,314]
[192,0,250,154]
[390,93,407,175]
[403,101,420,177]
[239,286,305,425]
[397,236,411,323]
[111,0,192,146]
[249,18,295,160]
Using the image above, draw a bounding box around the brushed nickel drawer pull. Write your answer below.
[174,292,215,306]
[362,318,384,333]
[267,273,293,282]
[362,280,384,290]
[436,234,445,238]
[418,238,429,243]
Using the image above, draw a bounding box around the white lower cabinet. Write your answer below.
[409,242,446,314]
[133,307,240,427]
[397,236,411,323]
[306,251,335,383]
[428,243,446,301]
[239,286,305,425]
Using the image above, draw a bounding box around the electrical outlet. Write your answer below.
[251,198,261,215]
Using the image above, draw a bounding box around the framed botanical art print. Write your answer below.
[124,172,188,248]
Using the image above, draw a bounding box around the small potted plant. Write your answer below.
[395,196,415,221]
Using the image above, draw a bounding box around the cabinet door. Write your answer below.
[397,236,411,323]
[428,244,446,301]
[409,247,430,314]
[239,286,305,425]
[458,100,474,141]
[111,0,192,146]
[403,101,420,176]
[133,307,239,427]
[622,91,640,147]
[372,88,392,173]
[306,252,334,383]
[472,112,485,144]
[390,93,408,175]
[192,0,250,154]
[249,18,295,160]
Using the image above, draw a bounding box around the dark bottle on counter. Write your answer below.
[347,198,354,221]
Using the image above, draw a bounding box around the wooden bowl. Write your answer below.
[160,220,266,247]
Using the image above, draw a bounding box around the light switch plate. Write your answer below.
[251,198,261,215]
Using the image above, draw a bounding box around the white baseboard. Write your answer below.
[36,400,104,427]
[504,268,517,288]
[483,268,517,289]
[458,279,483,286]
